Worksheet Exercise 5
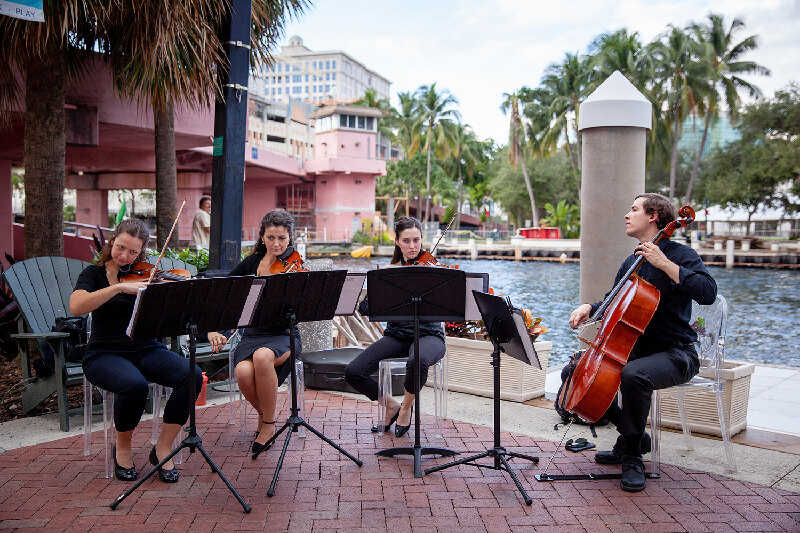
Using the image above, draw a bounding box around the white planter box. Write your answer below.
[441,336,551,402]
[656,359,755,437]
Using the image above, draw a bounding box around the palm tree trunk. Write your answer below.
[563,124,578,171]
[684,114,711,205]
[668,97,681,201]
[154,103,179,250]
[23,43,66,258]
[519,148,539,228]
[456,160,463,231]
[425,124,432,224]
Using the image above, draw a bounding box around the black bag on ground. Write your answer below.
[300,347,404,395]
[555,350,609,426]
[34,316,88,378]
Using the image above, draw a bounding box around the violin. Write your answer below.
[558,205,696,424]
[119,262,192,283]
[269,247,307,274]
[406,213,458,269]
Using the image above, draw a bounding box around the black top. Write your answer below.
[74,264,157,351]
[590,239,717,355]
[230,252,295,336]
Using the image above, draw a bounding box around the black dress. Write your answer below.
[228,252,301,385]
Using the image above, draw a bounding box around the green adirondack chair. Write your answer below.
[3,257,91,431]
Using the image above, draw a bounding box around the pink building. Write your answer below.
[0,58,385,264]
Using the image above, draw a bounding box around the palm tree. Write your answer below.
[392,91,422,160]
[589,28,649,89]
[0,2,107,258]
[441,122,480,230]
[354,88,393,158]
[415,83,460,224]
[501,89,538,227]
[104,1,308,249]
[540,53,591,174]
[649,25,706,200]
[683,14,769,205]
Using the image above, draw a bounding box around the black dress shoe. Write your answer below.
[394,405,413,438]
[251,421,275,459]
[149,446,179,483]
[113,446,138,482]
[371,407,400,433]
[620,455,646,492]
[595,432,652,465]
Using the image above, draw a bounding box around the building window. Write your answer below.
[326,84,330,93]
[325,73,330,81]
[293,75,301,83]
[312,86,316,93]
[366,117,374,130]
[305,74,308,82]
[304,85,309,93]
[331,73,336,80]
[293,86,301,94]
[312,61,316,69]
[358,116,365,129]
[332,60,336,69]
[325,60,330,69]
[277,64,282,73]
[348,115,356,128]
[340,115,347,128]
[277,88,282,94]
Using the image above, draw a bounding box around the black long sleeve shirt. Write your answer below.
[590,239,717,355]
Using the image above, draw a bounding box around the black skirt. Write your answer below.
[232,329,301,387]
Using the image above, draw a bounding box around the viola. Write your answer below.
[269,248,307,274]
[558,205,696,424]
[120,261,192,283]
[406,213,459,268]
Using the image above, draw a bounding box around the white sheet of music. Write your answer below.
[465,275,487,321]
[335,273,367,316]
[237,278,266,327]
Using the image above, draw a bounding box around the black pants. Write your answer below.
[83,344,203,432]
[603,344,700,454]
[344,334,446,401]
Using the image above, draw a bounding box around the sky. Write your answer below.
[282,0,800,144]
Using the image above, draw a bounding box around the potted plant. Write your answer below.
[439,310,552,402]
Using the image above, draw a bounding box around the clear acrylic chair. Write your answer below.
[375,352,447,436]
[650,295,737,474]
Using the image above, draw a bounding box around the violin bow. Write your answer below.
[148,198,188,284]
[430,212,457,256]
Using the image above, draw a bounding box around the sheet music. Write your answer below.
[335,273,367,315]
[508,308,541,369]
[464,273,489,321]
[126,286,148,338]
[238,278,266,327]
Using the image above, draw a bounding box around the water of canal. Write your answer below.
[331,258,800,368]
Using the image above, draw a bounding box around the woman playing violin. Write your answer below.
[207,209,301,457]
[568,194,716,492]
[345,216,447,436]
[69,219,202,483]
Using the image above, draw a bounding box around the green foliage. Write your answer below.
[163,247,209,273]
[63,205,76,222]
[541,200,580,238]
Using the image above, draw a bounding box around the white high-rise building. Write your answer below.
[249,35,391,105]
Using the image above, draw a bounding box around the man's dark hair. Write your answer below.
[636,193,677,229]
[199,195,211,208]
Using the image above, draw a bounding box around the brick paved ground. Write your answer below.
[1,390,798,532]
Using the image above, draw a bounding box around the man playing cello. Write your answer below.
[568,193,717,492]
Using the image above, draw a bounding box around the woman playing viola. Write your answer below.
[345,216,447,436]
[207,209,301,457]
[69,219,202,483]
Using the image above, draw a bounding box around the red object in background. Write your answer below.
[519,227,561,239]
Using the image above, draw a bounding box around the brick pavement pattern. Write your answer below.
[1,390,798,532]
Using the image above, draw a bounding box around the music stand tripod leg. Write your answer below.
[111,322,252,513]
[254,312,364,497]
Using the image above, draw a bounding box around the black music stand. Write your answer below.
[110,276,255,512]
[425,290,540,504]
[367,266,466,478]
[248,270,364,497]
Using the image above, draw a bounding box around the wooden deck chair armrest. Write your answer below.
[11,332,70,340]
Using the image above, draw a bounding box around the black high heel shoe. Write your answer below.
[394,405,413,438]
[371,406,400,433]
[149,446,179,483]
[113,446,138,481]
[251,420,276,459]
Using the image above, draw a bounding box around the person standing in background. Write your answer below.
[190,196,211,247]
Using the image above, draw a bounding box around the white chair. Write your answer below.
[650,295,737,474]
[375,352,447,436]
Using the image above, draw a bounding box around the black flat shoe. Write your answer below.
[394,405,413,438]
[149,446,179,483]
[251,420,275,459]
[371,406,401,433]
[113,446,138,482]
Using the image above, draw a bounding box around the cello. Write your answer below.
[558,205,695,424]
